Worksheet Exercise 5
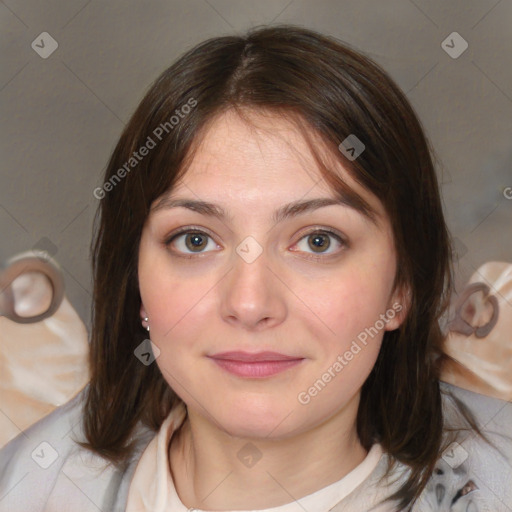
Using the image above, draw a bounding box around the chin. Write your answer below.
[213,398,298,438]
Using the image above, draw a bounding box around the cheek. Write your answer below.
[302,270,392,341]
[138,241,216,337]
[140,271,214,389]
[298,278,387,408]
[141,276,214,341]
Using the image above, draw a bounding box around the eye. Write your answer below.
[164,227,346,259]
[291,229,346,258]
[165,228,219,257]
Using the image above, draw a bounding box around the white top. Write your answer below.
[126,401,387,512]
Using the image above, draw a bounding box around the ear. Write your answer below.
[384,285,411,331]
[140,303,147,320]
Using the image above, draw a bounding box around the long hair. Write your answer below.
[82,24,468,508]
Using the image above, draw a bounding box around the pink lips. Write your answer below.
[208,351,304,378]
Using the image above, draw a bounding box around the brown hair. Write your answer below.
[83,24,472,509]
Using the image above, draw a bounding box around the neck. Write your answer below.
[169,393,368,509]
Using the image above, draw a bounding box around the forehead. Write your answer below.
[184,109,321,183]
[155,108,387,222]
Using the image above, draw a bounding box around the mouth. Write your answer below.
[207,351,305,378]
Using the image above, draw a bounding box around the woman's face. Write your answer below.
[138,109,405,440]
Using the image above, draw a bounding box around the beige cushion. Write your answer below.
[441,261,512,401]
[0,295,89,448]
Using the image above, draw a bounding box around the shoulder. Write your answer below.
[328,383,511,511]
[0,386,155,512]
[0,387,85,487]
[414,382,512,510]
[440,380,512,426]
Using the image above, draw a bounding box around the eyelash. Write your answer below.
[163,225,347,260]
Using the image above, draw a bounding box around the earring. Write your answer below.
[142,316,150,332]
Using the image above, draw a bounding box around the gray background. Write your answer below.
[1,0,511,332]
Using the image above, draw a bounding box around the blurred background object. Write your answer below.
[441,261,512,401]
[0,251,64,323]
[0,251,89,448]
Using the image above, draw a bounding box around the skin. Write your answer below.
[138,109,407,509]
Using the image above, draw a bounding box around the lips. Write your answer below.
[207,351,305,378]
[208,351,302,362]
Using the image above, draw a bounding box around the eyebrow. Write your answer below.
[152,194,378,224]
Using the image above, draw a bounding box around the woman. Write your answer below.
[1,24,510,511]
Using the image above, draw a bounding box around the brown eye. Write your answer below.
[292,229,345,257]
[308,233,331,253]
[184,232,208,252]
[166,229,218,256]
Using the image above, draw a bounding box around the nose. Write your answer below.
[219,244,287,331]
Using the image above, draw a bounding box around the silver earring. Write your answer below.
[142,316,150,332]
